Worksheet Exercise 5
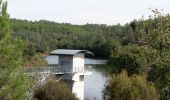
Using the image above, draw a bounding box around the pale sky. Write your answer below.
[7,0,170,25]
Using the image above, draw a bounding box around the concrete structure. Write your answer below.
[50,49,93,73]
[50,49,93,100]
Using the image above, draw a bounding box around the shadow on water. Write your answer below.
[91,65,113,77]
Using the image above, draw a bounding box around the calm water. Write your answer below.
[84,65,110,100]
[45,56,110,100]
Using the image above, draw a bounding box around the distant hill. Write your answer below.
[10,19,129,57]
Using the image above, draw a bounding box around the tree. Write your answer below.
[109,45,147,76]
[103,71,159,100]
[148,65,170,100]
[136,9,170,50]
[136,9,170,99]
[0,1,26,99]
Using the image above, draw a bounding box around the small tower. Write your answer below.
[50,49,93,100]
[50,49,93,74]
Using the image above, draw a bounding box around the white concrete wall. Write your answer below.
[72,74,84,100]
[73,53,84,72]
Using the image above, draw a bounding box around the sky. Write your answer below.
[7,0,170,25]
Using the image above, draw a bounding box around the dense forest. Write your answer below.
[10,18,136,58]
[11,15,169,58]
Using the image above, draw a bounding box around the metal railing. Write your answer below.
[25,66,92,74]
[73,66,92,73]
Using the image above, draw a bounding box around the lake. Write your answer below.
[84,65,111,100]
[45,56,110,100]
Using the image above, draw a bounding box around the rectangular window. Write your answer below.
[79,75,84,81]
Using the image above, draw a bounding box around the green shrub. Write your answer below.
[23,42,36,59]
[34,80,78,100]
[103,71,159,100]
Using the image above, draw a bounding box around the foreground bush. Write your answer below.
[103,71,159,100]
[34,80,78,100]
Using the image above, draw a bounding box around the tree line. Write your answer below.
[10,18,136,58]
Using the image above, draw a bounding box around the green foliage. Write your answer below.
[10,19,126,57]
[147,49,170,99]
[109,45,147,76]
[148,66,170,100]
[23,53,48,67]
[135,9,170,99]
[0,1,26,99]
[23,42,36,59]
[137,10,170,50]
[103,71,159,100]
[108,10,170,99]
[34,80,78,100]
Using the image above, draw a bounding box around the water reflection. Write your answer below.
[84,65,110,100]
[72,79,84,100]
[62,65,110,100]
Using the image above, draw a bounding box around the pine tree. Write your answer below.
[0,1,26,99]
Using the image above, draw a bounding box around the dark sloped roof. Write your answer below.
[50,49,94,55]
